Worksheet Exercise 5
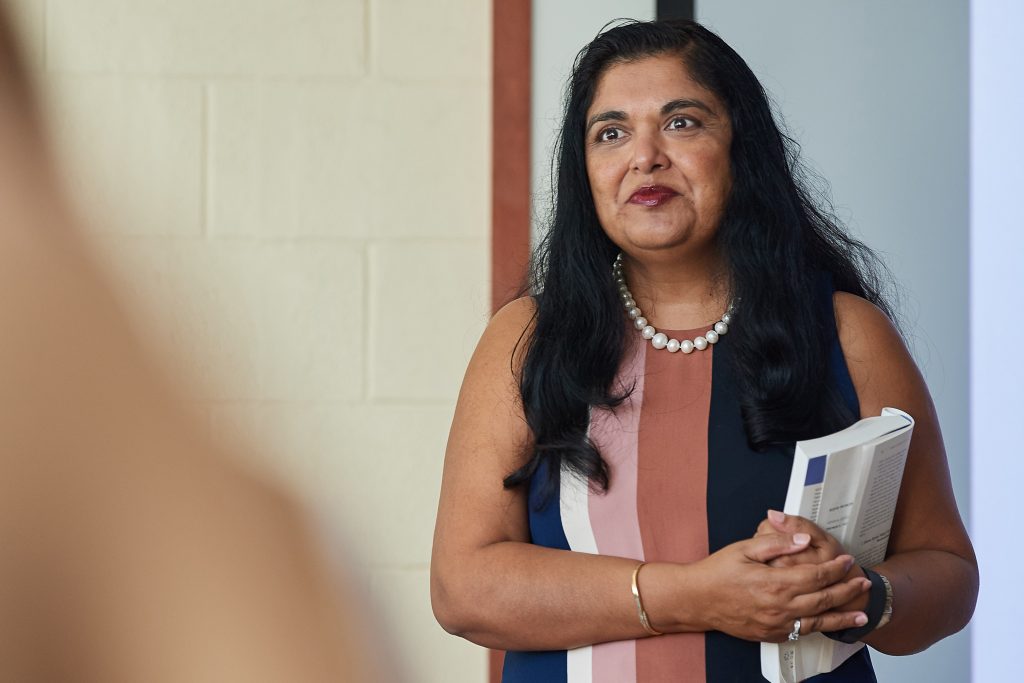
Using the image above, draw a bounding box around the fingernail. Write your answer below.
[854,613,868,626]
[793,533,810,545]
[768,509,785,523]
[844,556,855,572]
[861,578,872,589]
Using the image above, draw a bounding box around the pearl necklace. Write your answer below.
[613,254,734,354]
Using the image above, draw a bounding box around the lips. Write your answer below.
[628,185,678,207]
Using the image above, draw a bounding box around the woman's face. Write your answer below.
[584,53,733,263]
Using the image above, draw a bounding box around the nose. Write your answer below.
[631,131,670,174]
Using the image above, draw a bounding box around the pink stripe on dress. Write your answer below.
[634,333,713,681]
[585,339,648,683]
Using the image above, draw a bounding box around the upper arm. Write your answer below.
[833,292,975,564]
[432,297,537,571]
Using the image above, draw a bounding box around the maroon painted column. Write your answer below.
[489,0,531,680]
[491,0,531,315]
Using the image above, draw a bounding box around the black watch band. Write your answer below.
[823,567,887,644]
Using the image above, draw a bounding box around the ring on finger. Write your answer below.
[788,618,802,641]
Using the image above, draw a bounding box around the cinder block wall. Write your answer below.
[8,1,489,680]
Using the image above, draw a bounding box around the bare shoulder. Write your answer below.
[488,296,537,344]
[434,303,535,553]
[448,296,536,466]
[469,296,537,381]
[832,291,925,418]
[832,291,903,358]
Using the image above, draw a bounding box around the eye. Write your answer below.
[596,127,623,142]
[666,116,698,131]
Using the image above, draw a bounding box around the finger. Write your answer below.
[765,510,826,541]
[764,609,868,643]
[767,548,818,569]
[790,576,871,616]
[782,554,857,592]
[799,609,870,635]
[754,519,773,537]
[742,532,812,564]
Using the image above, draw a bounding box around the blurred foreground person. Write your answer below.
[0,8,391,682]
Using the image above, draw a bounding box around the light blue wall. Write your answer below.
[695,2,970,681]
[970,0,1024,680]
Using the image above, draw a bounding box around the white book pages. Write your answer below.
[761,407,914,683]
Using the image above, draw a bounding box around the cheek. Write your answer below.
[714,151,733,191]
[690,147,732,199]
[586,159,619,208]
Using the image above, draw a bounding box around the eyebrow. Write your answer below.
[661,98,715,116]
[585,98,717,133]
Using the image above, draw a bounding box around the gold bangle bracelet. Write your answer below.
[630,562,663,636]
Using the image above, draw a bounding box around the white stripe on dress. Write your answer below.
[561,459,598,682]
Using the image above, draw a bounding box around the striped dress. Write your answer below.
[502,289,878,682]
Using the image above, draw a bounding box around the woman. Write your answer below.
[431,19,976,682]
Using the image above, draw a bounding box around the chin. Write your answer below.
[622,226,692,251]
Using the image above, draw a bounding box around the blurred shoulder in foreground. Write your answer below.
[0,10,394,683]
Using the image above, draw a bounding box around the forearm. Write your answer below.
[431,534,869,651]
[430,541,698,651]
[863,549,978,655]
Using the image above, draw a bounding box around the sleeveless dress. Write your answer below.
[502,286,877,683]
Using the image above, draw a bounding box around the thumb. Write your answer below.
[743,532,811,564]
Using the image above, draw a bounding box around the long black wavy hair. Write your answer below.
[504,20,895,503]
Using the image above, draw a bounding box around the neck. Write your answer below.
[618,248,729,330]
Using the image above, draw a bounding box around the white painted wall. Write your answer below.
[970,0,1024,680]
[695,2,971,681]
[8,1,491,681]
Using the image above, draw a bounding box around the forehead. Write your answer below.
[587,53,724,117]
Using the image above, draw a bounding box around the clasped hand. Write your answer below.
[691,511,869,642]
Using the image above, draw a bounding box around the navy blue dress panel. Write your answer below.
[502,650,567,683]
[817,273,860,419]
[525,461,571,551]
[704,281,873,682]
[807,648,876,682]
[502,463,570,680]
[808,284,873,682]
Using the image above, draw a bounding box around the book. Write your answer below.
[760,407,915,683]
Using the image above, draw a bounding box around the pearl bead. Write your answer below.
[612,253,734,356]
